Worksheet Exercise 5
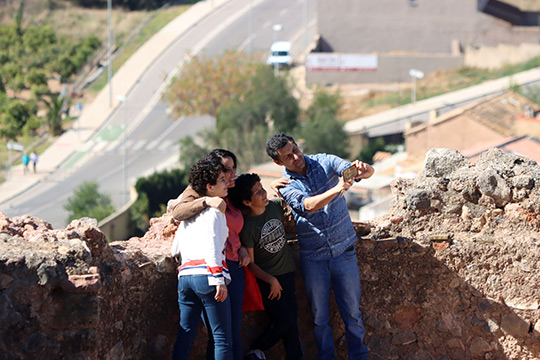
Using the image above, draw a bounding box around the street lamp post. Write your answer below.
[107,0,113,108]
[248,0,254,56]
[409,69,424,103]
[272,24,283,76]
[117,95,128,204]
[303,0,308,51]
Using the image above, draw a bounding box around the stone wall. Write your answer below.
[1,148,539,359]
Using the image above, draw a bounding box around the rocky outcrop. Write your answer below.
[361,148,540,360]
[0,148,539,360]
[0,216,178,360]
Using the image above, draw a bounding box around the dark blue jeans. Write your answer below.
[300,248,368,360]
[172,275,232,360]
[253,271,303,360]
[204,260,244,360]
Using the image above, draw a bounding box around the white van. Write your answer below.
[266,41,293,68]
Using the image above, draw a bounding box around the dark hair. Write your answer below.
[227,173,261,211]
[205,149,237,169]
[265,132,296,161]
[188,158,226,196]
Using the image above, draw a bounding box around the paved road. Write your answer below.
[0,0,317,228]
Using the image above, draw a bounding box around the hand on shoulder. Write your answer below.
[205,196,227,213]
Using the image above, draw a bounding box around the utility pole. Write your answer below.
[249,0,254,56]
[107,0,113,108]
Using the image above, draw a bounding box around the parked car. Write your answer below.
[266,41,293,68]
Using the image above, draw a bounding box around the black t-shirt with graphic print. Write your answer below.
[239,198,296,276]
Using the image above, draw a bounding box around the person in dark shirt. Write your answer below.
[229,173,303,360]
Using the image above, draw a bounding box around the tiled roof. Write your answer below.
[406,91,539,137]
[467,92,537,136]
[463,135,540,163]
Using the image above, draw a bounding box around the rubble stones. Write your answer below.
[477,169,511,207]
[362,148,540,360]
[500,314,531,338]
[469,337,492,359]
[406,189,431,211]
[423,148,469,178]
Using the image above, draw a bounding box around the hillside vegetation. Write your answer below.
[0,0,189,182]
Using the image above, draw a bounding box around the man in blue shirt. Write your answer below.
[265,132,374,360]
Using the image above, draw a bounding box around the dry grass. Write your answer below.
[0,0,149,44]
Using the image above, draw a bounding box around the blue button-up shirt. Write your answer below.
[279,154,357,261]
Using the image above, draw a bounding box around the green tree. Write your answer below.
[0,99,36,140]
[25,68,48,88]
[300,89,349,158]
[14,0,24,37]
[64,181,115,223]
[169,54,299,170]
[357,137,387,164]
[40,93,65,135]
[0,74,5,94]
[131,168,188,231]
[203,65,299,169]
[216,65,299,133]
[56,55,77,83]
[165,51,258,118]
[177,135,210,170]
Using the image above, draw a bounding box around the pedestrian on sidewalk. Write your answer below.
[22,153,30,175]
[30,151,38,173]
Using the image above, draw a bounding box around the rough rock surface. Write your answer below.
[362,148,540,360]
[0,216,178,360]
[1,148,539,360]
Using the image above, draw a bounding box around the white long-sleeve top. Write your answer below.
[171,207,230,286]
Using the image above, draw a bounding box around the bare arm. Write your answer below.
[238,246,251,267]
[303,177,353,212]
[246,248,282,300]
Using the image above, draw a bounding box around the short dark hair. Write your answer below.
[227,173,261,211]
[188,158,226,196]
[266,132,296,161]
[205,149,238,169]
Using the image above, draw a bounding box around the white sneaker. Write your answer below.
[246,349,266,360]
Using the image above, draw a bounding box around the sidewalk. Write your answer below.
[0,0,227,206]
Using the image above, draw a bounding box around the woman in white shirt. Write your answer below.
[171,158,232,360]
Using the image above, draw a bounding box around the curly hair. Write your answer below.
[227,173,261,211]
[266,132,296,161]
[188,158,226,196]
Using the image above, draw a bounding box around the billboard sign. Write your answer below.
[306,53,378,72]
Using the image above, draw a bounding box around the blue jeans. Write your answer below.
[172,275,232,360]
[204,260,244,360]
[300,247,368,360]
